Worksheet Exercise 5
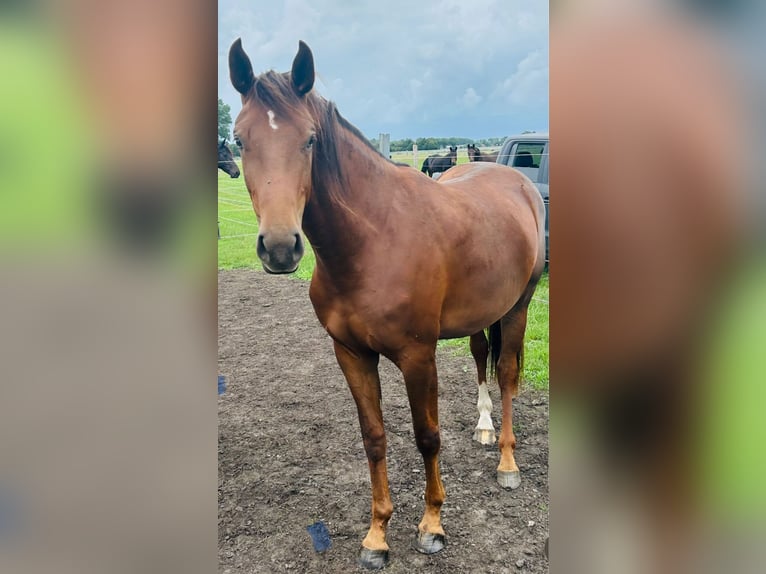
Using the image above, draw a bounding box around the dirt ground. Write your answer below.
[218,269,549,573]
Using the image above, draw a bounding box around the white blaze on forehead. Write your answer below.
[267,110,278,130]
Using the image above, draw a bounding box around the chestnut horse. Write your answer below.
[467,143,499,163]
[218,139,240,178]
[230,39,545,570]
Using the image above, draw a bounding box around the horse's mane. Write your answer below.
[248,70,396,209]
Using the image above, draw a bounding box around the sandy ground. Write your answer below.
[218,269,549,573]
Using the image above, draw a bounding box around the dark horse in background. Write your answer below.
[230,39,544,570]
[421,146,457,177]
[218,139,240,178]
[467,143,499,163]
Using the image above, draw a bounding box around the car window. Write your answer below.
[512,143,546,168]
[504,141,545,182]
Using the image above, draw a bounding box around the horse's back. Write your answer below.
[418,162,544,336]
[438,163,544,229]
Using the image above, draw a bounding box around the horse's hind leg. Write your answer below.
[494,280,540,490]
[470,331,496,445]
[494,307,527,489]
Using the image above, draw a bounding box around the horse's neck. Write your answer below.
[302,123,393,271]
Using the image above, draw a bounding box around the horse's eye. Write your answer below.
[234,137,243,148]
[306,134,316,149]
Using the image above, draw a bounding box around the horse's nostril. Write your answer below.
[294,233,304,259]
[256,234,268,260]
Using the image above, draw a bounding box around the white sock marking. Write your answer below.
[476,382,494,431]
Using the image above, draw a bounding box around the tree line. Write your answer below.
[220,97,508,157]
[370,136,507,152]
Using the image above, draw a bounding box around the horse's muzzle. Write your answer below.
[256,231,304,274]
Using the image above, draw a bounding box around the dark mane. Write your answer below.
[251,71,306,118]
[249,69,395,209]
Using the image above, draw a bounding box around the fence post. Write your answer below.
[379,133,390,159]
[413,144,418,170]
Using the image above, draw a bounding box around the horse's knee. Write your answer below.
[415,427,441,456]
[362,428,387,463]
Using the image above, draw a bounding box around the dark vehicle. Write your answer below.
[496,133,549,263]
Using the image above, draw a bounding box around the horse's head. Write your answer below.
[467,144,478,162]
[229,39,318,274]
[448,146,458,165]
[218,139,240,178]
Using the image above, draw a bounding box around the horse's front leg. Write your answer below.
[333,341,392,570]
[398,344,447,554]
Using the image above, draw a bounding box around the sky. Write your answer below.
[218,0,548,141]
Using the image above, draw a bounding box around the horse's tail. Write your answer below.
[487,320,503,382]
[421,158,429,174]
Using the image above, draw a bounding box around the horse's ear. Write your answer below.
[291,41,315,97]
[229,38,255,96]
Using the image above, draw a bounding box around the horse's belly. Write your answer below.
[437,276,527,339]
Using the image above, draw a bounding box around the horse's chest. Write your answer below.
[308,282,362,343]
[309,282,434,352]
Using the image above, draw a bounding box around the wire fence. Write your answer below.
[218,154,549,307]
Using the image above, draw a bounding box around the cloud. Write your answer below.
[218,0,548,139]
[493,49,549,108]
[461,88,483,108]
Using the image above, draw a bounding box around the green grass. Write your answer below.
[436,274,549,391]
[218,162,549,390]
[217,164,316,279]
[699,259,766,518]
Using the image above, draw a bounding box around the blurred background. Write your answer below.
[0,0,764,573]
[551,0,765,573]
[0,1,216,573]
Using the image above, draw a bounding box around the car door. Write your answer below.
[537,141,549,263]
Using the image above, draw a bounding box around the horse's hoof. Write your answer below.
[359,547,389,570]
[497,470,521,489]
[473,428,496,445]
[412,531,446,555]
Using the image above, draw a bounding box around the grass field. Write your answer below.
[218,163,317,278]
[218,162,549,390]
